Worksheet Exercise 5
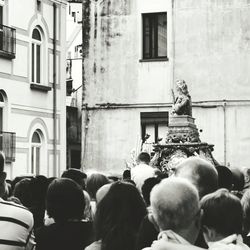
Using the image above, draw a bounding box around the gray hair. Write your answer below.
[174,157,218,199]
[150,177,199,232]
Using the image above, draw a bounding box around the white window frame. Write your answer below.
[31,27,43,84]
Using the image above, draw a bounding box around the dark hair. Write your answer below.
[61,168,87,189]
[0,151,5,173]
[141,177,161,206]
[86,173,110,200]
[241,189,250,233]
[201,189,243,236]
[13,178,32,207]
[122,170,131,179]
[94,181,147,250]
[137,152,151,164]
[216,165,233,190]
[231,167,245,191]
[46,178,85,223]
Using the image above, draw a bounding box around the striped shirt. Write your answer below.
[0,198,35,250]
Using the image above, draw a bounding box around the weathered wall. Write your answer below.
[174,0,250,167]
[82,0,172,174]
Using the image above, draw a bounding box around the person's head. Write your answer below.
[96,183,112,204]
[61,168,87,190]
[0,151,7,198]
[201,188,243,242]
[137,152,151,165]
[0,151,5,173]
[30,175,48,206]
[46,178,85,223]
[86,173,110,200]
[94,181,147,250]
[141,177,161,207]
[150,177,200,244]
[13,178,32,207]
[122,169,131,180]
[230,167,245,192]
[241,189,250,233]
[175,157,218,199]
[150,177,201,244]
[216,165,233,190]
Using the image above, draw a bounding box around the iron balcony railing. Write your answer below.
[0,24,16,59]
[0,131,16,162]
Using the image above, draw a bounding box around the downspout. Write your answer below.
[81,0,91,169]
[223,101,227,166]
[53,3,57,176]
[171,0,175,89]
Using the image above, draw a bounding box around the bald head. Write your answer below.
[174,157,218,199]
[150,177,200,243]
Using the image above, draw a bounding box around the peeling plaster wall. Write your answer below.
[82,0,172,174]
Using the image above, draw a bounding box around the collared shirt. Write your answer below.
[142,230,191,250]
[208,235,250,250]
[0,198,35,250]
[157,230,191,245]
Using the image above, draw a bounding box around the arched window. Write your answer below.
[31,130,42,175]
[31,27,42,84]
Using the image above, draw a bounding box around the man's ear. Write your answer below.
[0,172,6,184]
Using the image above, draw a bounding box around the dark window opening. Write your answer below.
[142,12,167,60]
[140,112,168,143]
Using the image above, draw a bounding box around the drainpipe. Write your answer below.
[171,0,175,89]
[223,101,227,166]
[81,0,90,170]
[53,3,57,176]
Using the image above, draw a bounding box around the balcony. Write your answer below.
[0,24,16,59]
[0,131,16,162]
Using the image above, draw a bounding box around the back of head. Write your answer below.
[230,167,245,192]
[137,152,151,164]
[94,181,147,250]
[175,157,218,198]
[13,178,32,207]
[241,189,250,233]
[0,151,5,173]
[141,177,161,206]
[216,165,233,190]
[46,178,85,223]
[201,188,243,237]
[150,177,200,234]
[86,173,110,200]
[61,168,87,189]
[0,151,7,198]
[122,169,131,180]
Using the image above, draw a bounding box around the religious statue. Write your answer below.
[171,79,192,116]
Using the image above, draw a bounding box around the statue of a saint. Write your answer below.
[171,80,192,116]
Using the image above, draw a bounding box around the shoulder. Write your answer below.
[85,240,102,250]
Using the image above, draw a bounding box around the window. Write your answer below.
[142,12,167,60]
[31,131,42,175]
[31,28,42,84]
[0,92,4,131]
[141,112,168,144]
[0,3,16,59]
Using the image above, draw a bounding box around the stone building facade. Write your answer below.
[82,0,250,174]
[0,0,67,178]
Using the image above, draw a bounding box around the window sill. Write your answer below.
[30,83,52,92]
[139,57,169,63]
[0,50,15,59]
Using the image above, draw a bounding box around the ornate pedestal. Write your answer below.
[152,115,218,172]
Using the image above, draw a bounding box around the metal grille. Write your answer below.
[0,131,16,162]
[0,24,16,58]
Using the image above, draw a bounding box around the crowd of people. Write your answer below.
[1,151,250,250]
